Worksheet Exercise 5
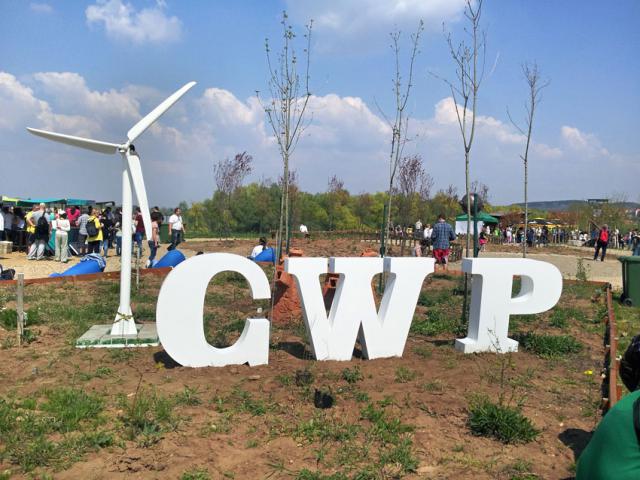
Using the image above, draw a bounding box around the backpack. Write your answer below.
[0,265,15,281]
[36,213,49,237]
[86,218,99,237]
[599,229,609,243]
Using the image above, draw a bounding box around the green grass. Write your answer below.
[118,387,178,445]
[40,388,104,433]
[174,386,202,406]
[516,332,583,358]
[410,309,465,337]
[395,366,417,383]
[467,396,539,444]
[0,388,111,472]
[181,467,211,480]
[341,366,363,384]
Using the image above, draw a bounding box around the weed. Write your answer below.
[341,366,363,384]
[467,395,539,444]
[118,387,178,444]
[411,309,465,337]
[229,388,272,416]
[295,470,347,480]
[294,413,359,443]
[394,366,417,383]
[412,344,432,358]
[181,466,211,480]
[245,439,258,448]
[517,332,583,358]
[422,380,445,393]
[575,258,590,282]
[175,386,202,406]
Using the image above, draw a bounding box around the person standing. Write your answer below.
[55,212,70,262]
[133,207,145,254]
[86,207,103,254]
[168,207,185,251]
[2,207,14,243]
[77,208,90,255]
[146,211,161,267]
[431,214,456,271]
[27,203,50,260]
[594,224,609,262]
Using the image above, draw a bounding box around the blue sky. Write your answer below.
[1,0,638,206]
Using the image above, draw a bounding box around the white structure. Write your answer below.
[27,82,196,337]
[455,258,562,353]
[156,253,271,367]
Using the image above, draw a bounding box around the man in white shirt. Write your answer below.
[0,208,4,241]
[168,207,185,251]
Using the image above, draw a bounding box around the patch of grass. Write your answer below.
[0,389,110,472]
[295,470,347,480]
[341,366,363,384]
[549,306,582,329]
[410,309,464,337]
[175,386,202,406]
[422,379,445,393]
[294,413,359,444]
[413,344,433,358]
[394,366,417,383]
[228,388,272,416]
[467,396,539,444]
[118,387,178,444]
[517,332,583,358]
[181,467,211,480]
[0,308,42,330]
[40,388,105,432]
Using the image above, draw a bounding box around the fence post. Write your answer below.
[16,273,24,346]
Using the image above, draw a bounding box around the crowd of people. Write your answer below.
[0,203,187,267]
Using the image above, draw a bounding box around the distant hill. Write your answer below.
[511,200,640,212]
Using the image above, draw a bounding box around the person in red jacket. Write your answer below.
[593,224,609,262]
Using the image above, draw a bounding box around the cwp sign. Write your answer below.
[156,254,562,368]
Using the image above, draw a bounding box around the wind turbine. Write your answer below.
[27,81,197,337]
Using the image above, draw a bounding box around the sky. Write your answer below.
[1,0,638,207]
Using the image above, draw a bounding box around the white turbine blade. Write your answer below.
[27,128,119,154]
[127,81,197,143]
[125,151,152,240]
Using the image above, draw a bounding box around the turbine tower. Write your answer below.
[27,82,197,337]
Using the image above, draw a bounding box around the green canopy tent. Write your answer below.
[454,213,499,235]
[455,213,499,223]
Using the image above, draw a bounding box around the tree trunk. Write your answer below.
[523,160,528,258]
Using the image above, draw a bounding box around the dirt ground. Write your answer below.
[0,237,633,479]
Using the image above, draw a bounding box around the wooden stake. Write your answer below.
[16,273,24,347]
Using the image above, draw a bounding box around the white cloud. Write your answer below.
[2,69,636,206]
[30,3,53,14]
[287,0,467,35]
[86,0,182,45]
[561,125,610,158]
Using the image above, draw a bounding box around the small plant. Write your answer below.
[395,366,417,383]
[517,332,583,358]
[575,258,590,282]
[181,466,211,480]
[467,395,539,444]
[175,386,202,406]
[341,366,363,384]
[119,387,178,444]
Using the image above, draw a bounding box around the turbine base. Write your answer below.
[76,324,159,349]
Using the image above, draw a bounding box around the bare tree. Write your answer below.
[380,21,424,243]
[214,151,253,201]
[438,0,487,257]
[398,154,434,200]
[470,180,490,203]
[508,62,549,258]
[258,11,312,259]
